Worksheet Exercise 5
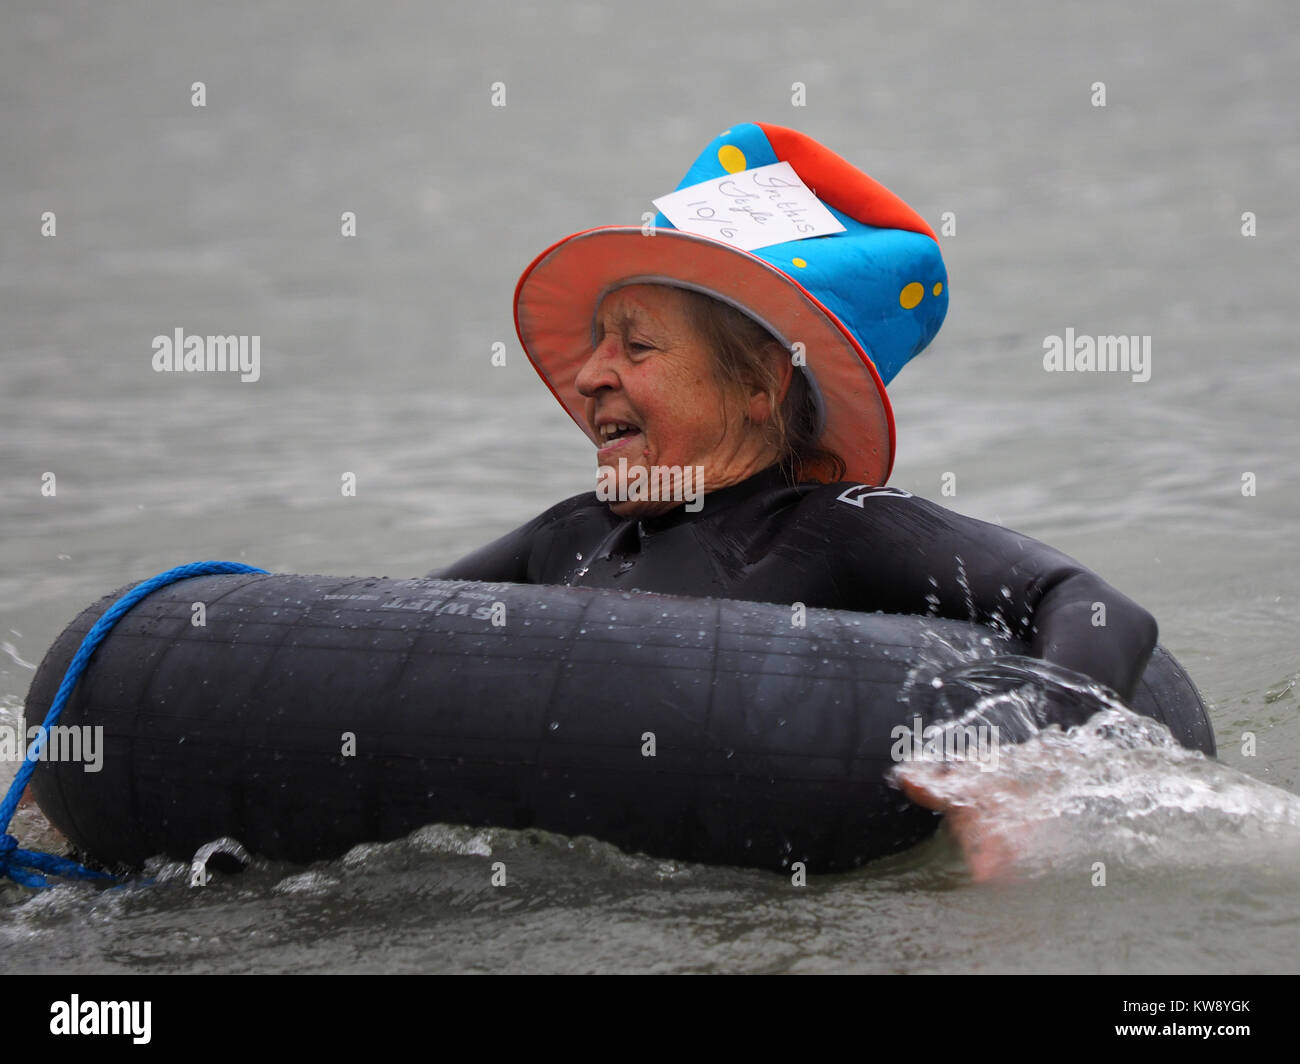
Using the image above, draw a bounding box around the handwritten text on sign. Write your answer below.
[652,162,845,251]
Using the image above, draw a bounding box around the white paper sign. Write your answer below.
[652,161,846,251]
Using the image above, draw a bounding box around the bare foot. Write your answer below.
[7,793,71,855]
[894,763,1048,882]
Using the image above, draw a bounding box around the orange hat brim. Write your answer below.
[513,226,896,485]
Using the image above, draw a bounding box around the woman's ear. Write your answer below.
[746,342,793,424]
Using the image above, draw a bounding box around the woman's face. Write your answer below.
[575,284,781,517]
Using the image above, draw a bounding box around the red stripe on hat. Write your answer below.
[756,122,938,242]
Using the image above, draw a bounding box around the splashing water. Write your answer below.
[893,702,1300,882]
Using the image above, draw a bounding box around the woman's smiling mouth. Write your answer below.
[595,420,644,461]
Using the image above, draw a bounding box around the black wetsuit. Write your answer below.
[434,465,1158,702]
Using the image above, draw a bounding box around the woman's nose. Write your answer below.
[575,336,622,397]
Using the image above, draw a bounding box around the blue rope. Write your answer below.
[0,561,269,889]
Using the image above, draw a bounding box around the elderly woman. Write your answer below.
[12,124,1164,884]
[436,123,1158,716]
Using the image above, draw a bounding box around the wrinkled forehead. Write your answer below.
[590,278,789,350]
[591,282,693,337]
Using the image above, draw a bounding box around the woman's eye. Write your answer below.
[628,341,654,354]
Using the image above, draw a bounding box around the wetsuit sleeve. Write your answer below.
[429,494,594,583]
[823,490,1158,702]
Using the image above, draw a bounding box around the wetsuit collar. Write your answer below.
[635,464,792,535]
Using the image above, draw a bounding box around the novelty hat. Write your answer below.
[513,122,948,485]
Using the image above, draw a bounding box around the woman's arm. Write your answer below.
[823,488,1157,702]
[1023,567,1158,702]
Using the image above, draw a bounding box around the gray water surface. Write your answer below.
[2,0,1297,973]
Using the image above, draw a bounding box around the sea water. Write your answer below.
[1,0,1297,974]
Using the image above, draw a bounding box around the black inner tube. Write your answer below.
[25,574,1215,872]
